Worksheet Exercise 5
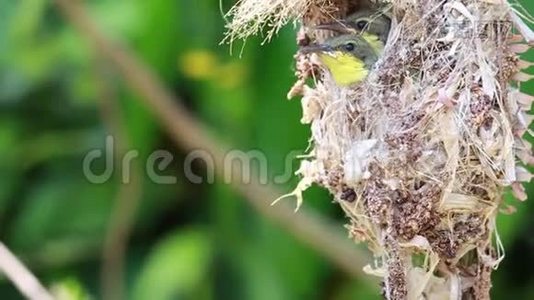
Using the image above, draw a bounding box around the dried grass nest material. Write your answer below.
[227,0,533,299]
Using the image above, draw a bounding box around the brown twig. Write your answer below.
[54,0,373,282]
[95,61,143,300]
[101,176,142,300]
[0,242,53,300]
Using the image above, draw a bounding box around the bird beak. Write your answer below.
[313,21,356,34]
[299,44,334,54]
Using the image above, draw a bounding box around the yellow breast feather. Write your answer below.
[319,52,369,86]
[362,33,384,53]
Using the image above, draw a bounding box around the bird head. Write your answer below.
[300,34,379,86]
[314,9,391,51]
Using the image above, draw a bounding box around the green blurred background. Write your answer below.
[0,0,533,299]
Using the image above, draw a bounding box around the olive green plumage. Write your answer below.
[315,9,391,46]
[300,34,379,86]
[300,8,391,86]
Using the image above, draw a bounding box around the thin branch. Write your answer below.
[54,0,374,281]
[94,60,143,300]
[101,175,142,300]
[0,242,53,300]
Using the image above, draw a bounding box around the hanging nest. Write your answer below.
[226,0,533,299]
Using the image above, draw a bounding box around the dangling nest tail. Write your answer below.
[226,0,534,299]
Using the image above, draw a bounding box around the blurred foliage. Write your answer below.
[0,0,532,299]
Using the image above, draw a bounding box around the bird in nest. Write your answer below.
[301,9,391,86]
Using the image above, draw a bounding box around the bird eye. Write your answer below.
[344,42,355,52]
[356,20,369,30]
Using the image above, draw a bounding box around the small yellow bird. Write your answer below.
[314,9,391,54]
[300,34,379,86]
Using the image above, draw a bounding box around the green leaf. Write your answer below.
[9,178,113,252]
[51,277,93,300]
[132,229,211,300]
